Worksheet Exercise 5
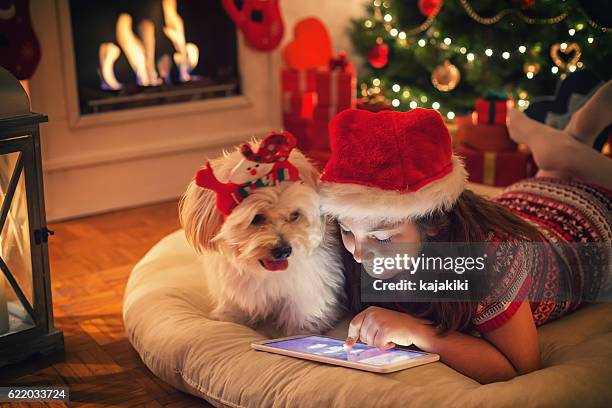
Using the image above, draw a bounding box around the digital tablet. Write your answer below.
[251,335,439,373]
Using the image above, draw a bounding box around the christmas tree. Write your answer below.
[351,0,612,119]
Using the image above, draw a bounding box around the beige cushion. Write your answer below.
[123,230,612,407]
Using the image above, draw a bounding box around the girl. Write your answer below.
[319,82,612,384]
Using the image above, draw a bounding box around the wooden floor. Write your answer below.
[1,200,212,407]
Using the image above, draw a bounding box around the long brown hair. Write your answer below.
[343,189,542,334]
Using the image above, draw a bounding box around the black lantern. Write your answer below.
[0,66,63,367]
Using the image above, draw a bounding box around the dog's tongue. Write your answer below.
[261,259,289,271]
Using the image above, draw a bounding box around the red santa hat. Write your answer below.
[320,108,467,221]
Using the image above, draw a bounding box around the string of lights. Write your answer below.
[357,0,600,115]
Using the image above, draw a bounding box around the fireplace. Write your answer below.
[31,0,280,221]
[67,0,241,115]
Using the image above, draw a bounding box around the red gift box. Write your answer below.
[454,113,517,152]
[282,115,312,152]
[475,94,513,126]
[281,68,318,94]
[456,144,536,187]
[312,104,351,123]
[283,91,317,119]
[315,56,356,109]
[308,119,331,151]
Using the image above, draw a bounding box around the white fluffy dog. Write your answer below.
[179,138,345,335]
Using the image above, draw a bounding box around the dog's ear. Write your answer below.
[289,149,321,190]
[179,181,223,253]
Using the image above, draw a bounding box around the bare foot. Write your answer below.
[507,109,575,172]
[565,80,612,146]
[508,108,612,189]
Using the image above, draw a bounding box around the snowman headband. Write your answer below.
[194,131,301,217]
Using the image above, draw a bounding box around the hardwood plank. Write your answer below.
[1,201,215,406]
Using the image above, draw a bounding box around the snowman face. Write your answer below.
[228,159,275,184]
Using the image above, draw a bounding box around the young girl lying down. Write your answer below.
[319,82,612,384]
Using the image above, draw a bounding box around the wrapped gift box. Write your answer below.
[475,93,513,125]
[308,119,331,151]
[315,55,356,109]
[281,68,318,95]
[283,92,317,119]
[454,114,517,152]
[456,144,536,187]
[282,115,312,152]
[312,104,351,123]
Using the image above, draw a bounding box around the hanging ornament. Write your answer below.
[431,60,460,92]
[512,0,535,10]
[550,42,581,69]
[222,0,284,52]
[418,0,442,17]
[523,62,541,75]
[368,37,389,68]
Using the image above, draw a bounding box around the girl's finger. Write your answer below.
[343,336,356,350]
[373,330,395,350]
[345,310,367,348]
[361,311,378,345]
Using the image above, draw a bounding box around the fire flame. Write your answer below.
[116,13,151,86]
[98,0,200,89]
[138,20,162,86]
[99,43,122,90]
[186,43,199,71]
[163,0,199,82]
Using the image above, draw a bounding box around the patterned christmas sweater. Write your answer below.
[473,177,612,332]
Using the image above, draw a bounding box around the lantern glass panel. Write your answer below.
[0,150,35,337]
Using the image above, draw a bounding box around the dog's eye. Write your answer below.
[255,164,260,167]
[251,214,266,225]
[289,211,300,222]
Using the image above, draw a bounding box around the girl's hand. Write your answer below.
[344,306,432,350]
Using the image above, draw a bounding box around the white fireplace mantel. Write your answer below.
[30,0,282,221]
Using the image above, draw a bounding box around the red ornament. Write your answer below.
[513,0,535,10]
[367,38,389,69]
[418,0,442,17]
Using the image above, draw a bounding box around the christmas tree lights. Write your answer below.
[351,0,611,117]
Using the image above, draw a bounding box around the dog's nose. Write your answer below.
[271,244,292,260]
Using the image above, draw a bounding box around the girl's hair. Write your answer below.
[343,189,542,334]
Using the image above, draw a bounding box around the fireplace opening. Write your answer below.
[68,0,241,115]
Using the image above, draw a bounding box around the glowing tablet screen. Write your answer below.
[262,336,426,366]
